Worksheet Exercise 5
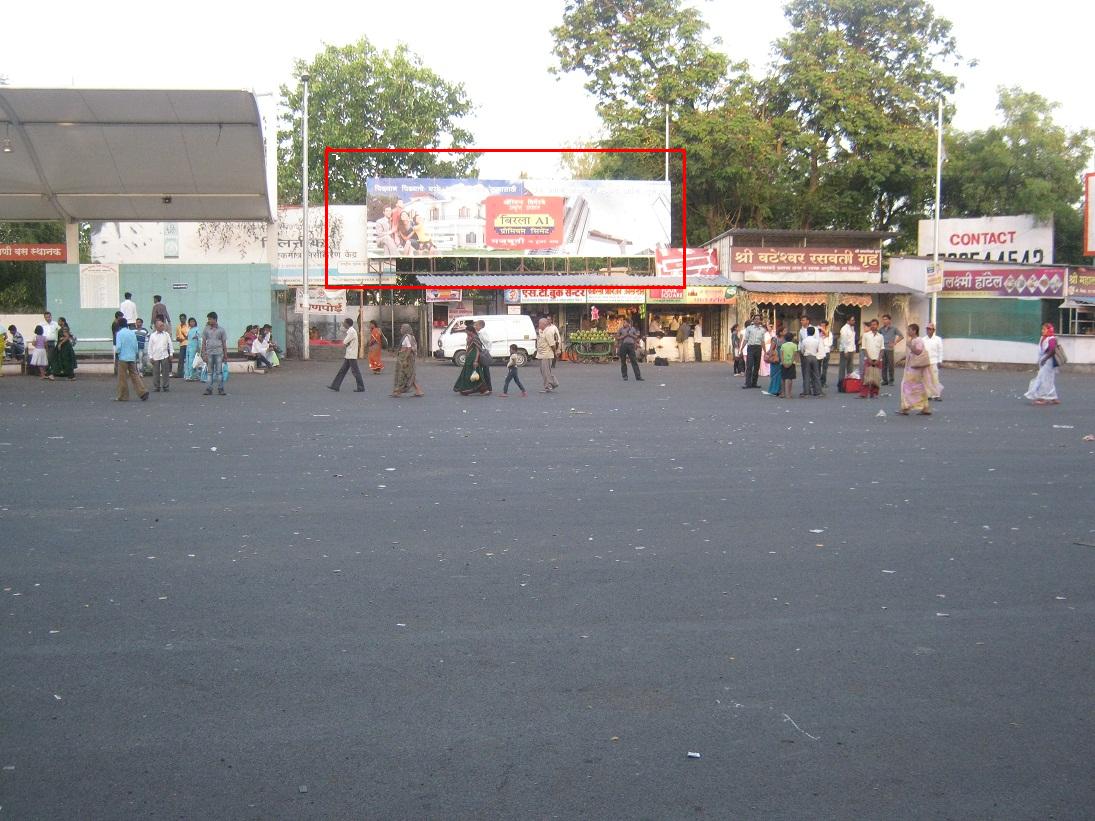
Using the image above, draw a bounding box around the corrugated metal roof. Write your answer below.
[0,88,272,221]
[740,281,920,295]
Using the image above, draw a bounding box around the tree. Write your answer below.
[766,0,963,234]
[278,39,479,206]
[942,87,1094,264]
[552,0,730,128]
[0,222,62,310]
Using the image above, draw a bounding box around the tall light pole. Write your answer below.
[664,103,670,182]
[930,97,943,327]
[301,73,311,360]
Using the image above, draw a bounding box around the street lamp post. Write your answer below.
[301,73,311,361]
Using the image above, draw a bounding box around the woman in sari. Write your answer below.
[185,317,202,380]
[898,337,939,415]
[391,324,424,398]
[368,320,385,373]
[52,318,78,380]
[453,320,490,396]
[765,328,782,396]
[1023,323,1060,405]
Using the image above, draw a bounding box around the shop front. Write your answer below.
[645,285,736,361]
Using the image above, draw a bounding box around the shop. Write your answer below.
[645,285,736,361]
[887,256,1088,364]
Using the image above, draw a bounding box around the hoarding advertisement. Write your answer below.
[942,268,1064,297]
[1067,268,1095,298]
[365,178,670,258]
[483,196,565,250]
[654,246,719,278]
[730,247,881,274]
[917,215,1054,264]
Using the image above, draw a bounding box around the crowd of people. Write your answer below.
[731,312,947,414]
[2,300,1069,409]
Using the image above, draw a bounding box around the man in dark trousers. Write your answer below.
[741,315,766,388]
[328,318,365,392]
[615,315,643,381]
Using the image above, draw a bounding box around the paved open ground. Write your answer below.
[2,358,1093,819]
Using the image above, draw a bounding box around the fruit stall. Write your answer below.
[564,330,616,362]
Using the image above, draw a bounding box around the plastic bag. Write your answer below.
[200,363,230,384]
[191,353,205,371]
[269,350,280,367]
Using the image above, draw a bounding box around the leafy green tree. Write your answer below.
[278,39,479,206]
[942,87,1093,264]
[766,0,962,233]
[0,222,65,310]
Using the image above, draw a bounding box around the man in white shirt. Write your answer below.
[147,318,174,392]
[860,318,885,398]
[837,316,858,391]
[41,311,59,376]
[328,318,365,392]
[924,323,944,400]
[799,325,822,396]
[817,320,833,391]
[475,320,494,392]
[119,292,138,328]
[536,317,560,393]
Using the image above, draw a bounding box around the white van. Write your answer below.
[435,314,537,366]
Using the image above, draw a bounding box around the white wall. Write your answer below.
[1,313,43,336]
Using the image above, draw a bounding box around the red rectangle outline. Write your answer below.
[323,147,686,290]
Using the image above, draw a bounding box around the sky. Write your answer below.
[4,0,1092,183]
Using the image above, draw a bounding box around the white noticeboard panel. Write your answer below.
[79,263,119,309]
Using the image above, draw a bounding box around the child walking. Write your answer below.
[500,344,527,397]
[30,325,49,378]
[779,332,798,399]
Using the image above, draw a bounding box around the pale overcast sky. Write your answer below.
[4,0,1092,183]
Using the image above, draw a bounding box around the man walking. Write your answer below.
[147,318,174,392]
[878,314,903,385]
[837,316,858,392]
[200,311,229,396]
[742,315,766,388]
[536,317,560,393]
[114,321,149,402]
[151,295,170,329]
[119,292,137,328]
[616,315,643,381]
[796,314,812,396]
[799,325,822,396]
[328,318,365,392]
[924,323,944,400]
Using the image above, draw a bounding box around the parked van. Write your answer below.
[435,314,537,366]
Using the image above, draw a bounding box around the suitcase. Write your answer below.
[654,356,669,366]
[842,376,862,394]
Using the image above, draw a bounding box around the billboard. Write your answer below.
[917,215,1054,264]
[364,178,670,258]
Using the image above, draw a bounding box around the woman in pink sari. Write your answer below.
[898,337,939,415]
[1023,323,1060,405]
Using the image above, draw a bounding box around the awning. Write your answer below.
[740,281,920,295]
[1061,297,1095,309]
[417,275,684,288]
[0,88,272,222]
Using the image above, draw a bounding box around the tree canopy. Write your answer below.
[278,39,479,206]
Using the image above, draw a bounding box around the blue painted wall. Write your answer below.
[46,264,276,349]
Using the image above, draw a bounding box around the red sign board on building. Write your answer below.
[730,247,880,274]
[483,195,566,251]
[654,246,719,279]
[0,244,67,262]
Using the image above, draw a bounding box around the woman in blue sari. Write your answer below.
[766,332,783,396]
[184,317,201,380]
[452,320,490,396]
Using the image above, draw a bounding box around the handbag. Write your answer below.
[1053,342,1067,365]
[765,346,780,364]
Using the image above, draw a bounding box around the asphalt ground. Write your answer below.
[1,357,1093,820]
